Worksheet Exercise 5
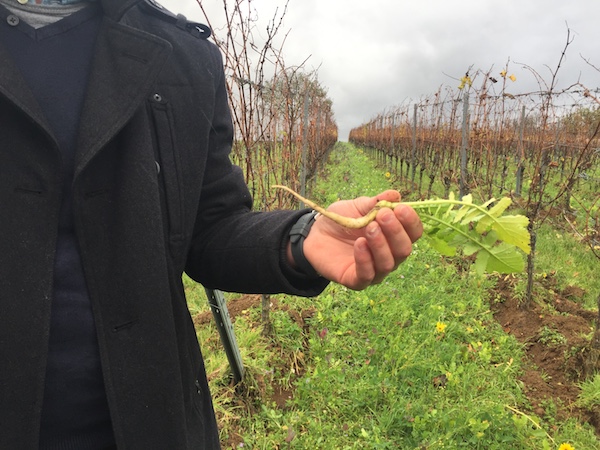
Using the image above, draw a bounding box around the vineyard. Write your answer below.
[350,82,599,207]
[188,145,600,449]
[348,69,599,212]
[188,2,600,448]
[348,62,600,305]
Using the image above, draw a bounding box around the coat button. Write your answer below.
[7,15,20,26]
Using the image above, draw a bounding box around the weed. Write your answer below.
[576,374,600,409]
[538,326,568,347]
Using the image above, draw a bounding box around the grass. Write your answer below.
[577,374,600,410]
[269,271,530,448]
[534,222,600,310]
[186,142,600,449]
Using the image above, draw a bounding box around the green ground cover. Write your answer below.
[185,143,599,449]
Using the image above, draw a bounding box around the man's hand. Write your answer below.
[298,190,423,290]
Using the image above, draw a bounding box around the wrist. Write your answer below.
[288,210,320,277]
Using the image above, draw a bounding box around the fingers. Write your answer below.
[394,204,423,243]
[351,237,377,290]
[352,204,423,288]
[371,209,411,270]
[351,222,394,287]
[308,189,423,291]
[372,190,422,242]
[352,190,401,215]
[375,189,402,203]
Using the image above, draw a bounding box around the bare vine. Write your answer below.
[195,0,337,210]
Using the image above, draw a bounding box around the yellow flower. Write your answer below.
[558,444,575,450]
[500,70,507,77]
[436,322,447,333]
[385,172,391,179]
[509,74,517,82]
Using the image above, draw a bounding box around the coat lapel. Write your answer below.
[0,43,54,141]
[75,15,172,174]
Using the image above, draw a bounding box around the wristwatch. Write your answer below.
[289,210,320,278]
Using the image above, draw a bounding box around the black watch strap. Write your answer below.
[289,211,320,278]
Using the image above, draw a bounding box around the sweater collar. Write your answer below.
[0,0,143,21]
[10,0,95,4]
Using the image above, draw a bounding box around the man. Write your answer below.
[0,0,422,448]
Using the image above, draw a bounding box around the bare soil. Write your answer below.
[491,273,600,435]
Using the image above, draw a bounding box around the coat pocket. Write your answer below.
[148,93,185,243]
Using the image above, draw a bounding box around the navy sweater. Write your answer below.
[0,5,115,449]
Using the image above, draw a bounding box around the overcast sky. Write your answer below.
[159,0,600,140]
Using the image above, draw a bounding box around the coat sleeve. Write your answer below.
[184,44,328,296]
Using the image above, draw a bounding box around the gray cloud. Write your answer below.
[161,0,600,139]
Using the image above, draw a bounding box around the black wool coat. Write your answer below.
[0,0,328,448]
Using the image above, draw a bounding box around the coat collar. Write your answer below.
[0,0,172,173]
[75,3,172,174]
[99,0,142,21]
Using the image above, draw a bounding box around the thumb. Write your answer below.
[374,189,401,203]
[354,190,401,214]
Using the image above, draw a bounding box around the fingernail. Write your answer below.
[380,211,393,224]
[397,205,409,220]
[357,239,369,252]
[367,222,380,237]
